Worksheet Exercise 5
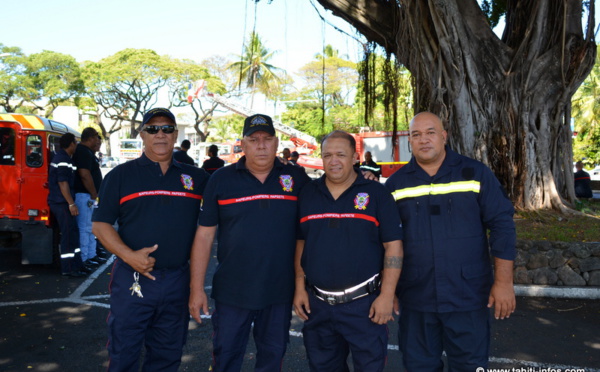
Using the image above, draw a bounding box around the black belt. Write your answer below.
[307,273,381,305]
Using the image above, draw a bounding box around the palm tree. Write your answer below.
[228,32,284,108]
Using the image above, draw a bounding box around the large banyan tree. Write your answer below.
[312,0,596,211]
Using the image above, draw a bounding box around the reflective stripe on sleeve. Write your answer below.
[391,180,480,201]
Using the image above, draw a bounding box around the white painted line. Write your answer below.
[69,255,115,299]
[515,284,600,299]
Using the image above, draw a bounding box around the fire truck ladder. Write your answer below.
[207,93,318,148]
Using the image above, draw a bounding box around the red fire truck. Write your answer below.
[0,113,80,264]
[352,130,411,178]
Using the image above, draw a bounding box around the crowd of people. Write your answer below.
[45,107,523,371]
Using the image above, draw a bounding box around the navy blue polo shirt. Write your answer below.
[48,149,77,205]
[73,143,102,194]
[199,156,311,310]
[298,172,402,290]
[92,153,209,269]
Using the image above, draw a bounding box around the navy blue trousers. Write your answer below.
[49,202,82,274]
[211,301,291,372]
[399,307,490,372]
[107,259,190,372]
[302,292,388,372]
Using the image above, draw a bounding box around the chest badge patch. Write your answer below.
[279,175,294,192]
[354,192,370,210]
[181,174,194,191]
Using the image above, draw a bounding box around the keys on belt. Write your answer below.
[307,273,381,305]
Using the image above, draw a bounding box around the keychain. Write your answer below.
[129,272,143,298]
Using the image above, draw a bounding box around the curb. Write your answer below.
[515,284,600,299]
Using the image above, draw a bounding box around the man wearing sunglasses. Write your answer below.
[92,107,209,372]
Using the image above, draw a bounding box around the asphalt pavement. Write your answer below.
[0,238,599,372]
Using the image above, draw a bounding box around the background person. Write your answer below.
[201,144,225,175]
[574,161,593,198]
[189,114,311,372]
[72,127,105,269]
[360,151,381,180]
[48,133,87,277]
[173,139,195,165]
[293,130,403,371]
[92,107,209,371]
[385,112,516,371]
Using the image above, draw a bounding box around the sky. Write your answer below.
[2,0,364,76]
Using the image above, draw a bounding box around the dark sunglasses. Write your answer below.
[142,125,176,134]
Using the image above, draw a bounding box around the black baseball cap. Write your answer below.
[142,107,176,125]
[243,114,275,137]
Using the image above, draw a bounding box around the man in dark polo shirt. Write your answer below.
[72,127,104,268]
[189,114,311,371]
[293,130,403,371]
[173,139,195,165]
[201,144,225,175]
[92,107,209,372]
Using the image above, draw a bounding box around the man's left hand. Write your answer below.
[369,295,395,324]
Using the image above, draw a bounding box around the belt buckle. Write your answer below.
[326,296,337,305]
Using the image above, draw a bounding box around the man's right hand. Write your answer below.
[189,288,209,323]
[124,244,158,280]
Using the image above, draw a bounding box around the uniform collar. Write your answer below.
[405,145,458,179]
[235,156,284,172]
[137,152,183,169]
[315,168,368,192]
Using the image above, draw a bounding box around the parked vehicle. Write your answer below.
[101,156,121,168]
[0,113,80,264]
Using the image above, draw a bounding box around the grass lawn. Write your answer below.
[515,199,600,242]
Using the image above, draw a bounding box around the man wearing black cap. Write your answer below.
[93,107,209,372]
[189,113,312,371]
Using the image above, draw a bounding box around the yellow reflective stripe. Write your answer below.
[392,181,480,201]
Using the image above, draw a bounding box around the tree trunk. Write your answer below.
[316,0,596,211]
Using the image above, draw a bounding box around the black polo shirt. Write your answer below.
[173,150,195,165]
[298,172,402,290]
[199,156,311,310]
[92,153,209,269]
[48,149,76,205]
[201,156,225,175]
[73,143,102,194]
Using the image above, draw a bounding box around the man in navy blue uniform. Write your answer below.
[201,144,225,175]
[48,132,87,277]
[293,130,403,371]
[72,127,105,268]
[173,139,195,165]
[189,114,311,371]
[92,108,209,372]
[385,112,516,371]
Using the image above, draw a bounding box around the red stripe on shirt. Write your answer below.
[218,194,298,205]
[120,190,203,204]
[300,213,380,226]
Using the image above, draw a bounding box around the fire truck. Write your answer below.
[0,113,80,264]
[352,130,411,178]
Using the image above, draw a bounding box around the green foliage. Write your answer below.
[480,0,507,28]
[0,44,37,113]
[355,51,412,131]
[26,50,84,116]
[206,114,245,142]
[572,44,600,167]
[228,32,285,106]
